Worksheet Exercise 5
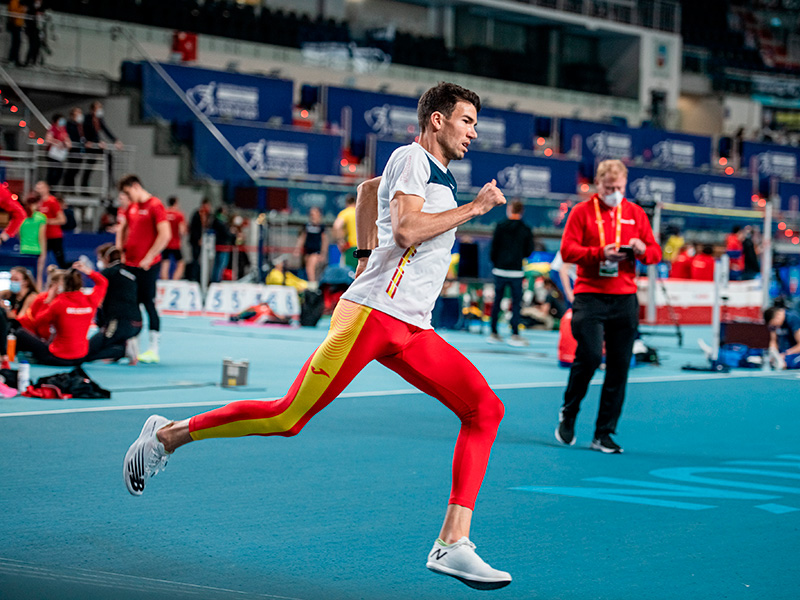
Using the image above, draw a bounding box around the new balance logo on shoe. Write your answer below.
[430,548,448,560]
[128,472,144,492]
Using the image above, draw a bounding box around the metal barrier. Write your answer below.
[0,143,136,231]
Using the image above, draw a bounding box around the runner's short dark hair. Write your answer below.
[418,82,481,132]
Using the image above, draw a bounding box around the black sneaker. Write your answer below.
[555,409,576,446]
[590,434,623,454]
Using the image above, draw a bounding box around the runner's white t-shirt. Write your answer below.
[341,142,458,329]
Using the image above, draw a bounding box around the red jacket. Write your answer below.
[34,271,108,359]
[560,195,662,295]
[670,251,692,279]
[690,254,715,281]
[17,291,53,340]
[726,233,744,272]
[0,185,27,238]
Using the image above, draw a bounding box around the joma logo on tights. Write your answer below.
[310,366,330,378]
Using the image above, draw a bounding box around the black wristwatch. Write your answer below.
[353,249,372,259]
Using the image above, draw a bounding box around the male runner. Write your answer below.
[123,82,511,590]
[116,174,171,363]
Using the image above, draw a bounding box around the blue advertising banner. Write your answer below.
[287,189,356,219]
[192,122,343,183]
[636,129,712,169]
[560,118,714,175]
[142,63,293,125]
[628,166,754,209]
[375,140,579,196]
[777,181,800,213]
[559,118,633,176]
[327,86,535,154]
[741,141,800,181]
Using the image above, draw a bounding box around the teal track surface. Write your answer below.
[1,317,798,600]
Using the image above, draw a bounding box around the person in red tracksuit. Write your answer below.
[555,159,662,453]
[0,184,27,245]
[690,245,716,281]
[16,261,107,365]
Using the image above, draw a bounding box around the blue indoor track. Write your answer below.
[1,316,798,600]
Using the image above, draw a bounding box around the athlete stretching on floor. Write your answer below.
[123,82,511,590]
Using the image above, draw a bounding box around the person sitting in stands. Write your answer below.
[16,262,107,366]
[85,244,142,364]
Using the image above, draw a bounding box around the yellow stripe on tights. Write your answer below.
[194,302,372,439]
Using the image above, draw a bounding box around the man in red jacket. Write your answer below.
[555,159,661,453]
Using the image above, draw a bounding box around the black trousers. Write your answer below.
[47,237,67,269]
[490,274,523,335]
[562,292,639,437]
[16,328,85,366]
[8,25,22,64]
[129,263,160,332]
[0,310,8,355]
[85,319,142,362]
[62,150,83,189]
[46,157,64,188]
[81,147,110,189]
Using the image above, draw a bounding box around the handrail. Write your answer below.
[0,63,50,130]
[112,26,260,183]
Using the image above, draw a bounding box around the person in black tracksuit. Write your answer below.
[85,245,142,363]
[488,200,534,345]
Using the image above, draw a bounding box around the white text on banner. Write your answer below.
[203,283,300,318]
[156,280,204,315]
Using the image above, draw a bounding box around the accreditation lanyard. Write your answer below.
[593,196,623,250]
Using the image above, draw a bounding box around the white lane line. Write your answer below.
[0,557,304,599]
[0,370,787,419]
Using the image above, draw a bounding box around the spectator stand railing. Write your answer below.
[31,142,136,231]
[0,142,136,232]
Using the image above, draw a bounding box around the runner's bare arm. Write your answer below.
[391,180,505,248]
[354,177,381,278]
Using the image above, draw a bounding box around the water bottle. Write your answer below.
[6,333,15,363]
[78,255,95,271]
[17,361,30,393]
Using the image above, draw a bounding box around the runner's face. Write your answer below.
[438,101,477,161]
[595,172,627,198]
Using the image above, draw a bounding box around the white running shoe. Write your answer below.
[426,537,512,590]
[123,414,170,496]
[508,334,529,347]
